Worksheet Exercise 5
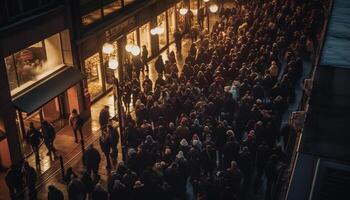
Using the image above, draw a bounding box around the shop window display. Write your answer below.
[176,2,186,32]
[85,53,103,99]
[167,7,176,43]
[82,9,102,26]
[123,0,135,6]
[103,0,122,16]
[5,33,64,95]
[157,12,168,50]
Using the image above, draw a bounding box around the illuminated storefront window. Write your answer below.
[123,0,135,6]
[190,0,199,26]
[167,7,176,43]
[85,53,103,99]
[5,33,65,95]
[127,30,137,45]
[157,12,168,50]
[139,23,151,58]
[82,9,102,26]
[177,2,186,32]
[103,0,122,16]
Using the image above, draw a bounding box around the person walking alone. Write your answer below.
[155,55,165,77]
[141,45,149,73]
[41,120,57,158]
[99,105,110,130]
[23,161,37,200]
[174,28,183,54]
[69,109,83,143]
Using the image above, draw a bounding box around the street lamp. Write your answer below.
[209,3,219,13]
[108,57,119,70]
[102,42,114,54]
[179,7,188,16]
[130,45,141,56]
[150,26,165,35]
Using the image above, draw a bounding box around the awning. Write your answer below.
[13,67,85,114]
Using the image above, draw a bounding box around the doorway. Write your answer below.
[19,95,68,157]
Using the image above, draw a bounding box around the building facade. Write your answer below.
[0,0,211,169]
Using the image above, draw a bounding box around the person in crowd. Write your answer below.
[5,162,24,199]
[155,55,165,76]
[174,28,183,54]
[46,0,328,199]
[64,167,78,185]
[23,161,37,199]
[27,122,42,167]
[47,185,64,200]
[99,131,112,169]
[141,45,149,73]
[84,144,101,177]
[107,122,119,162]
[69,109,83,143]
[41,120,57,158]
[99,105,110,130]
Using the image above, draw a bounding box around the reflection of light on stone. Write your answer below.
[102,42,114,54]
[108,58,119,70]
[209,4,219,13]
[125,44,134,52]
[130,45,141,56]
[179,7,188,15]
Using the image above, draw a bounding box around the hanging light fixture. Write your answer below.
[150,26,165,35]
[125,43,134,52]
[102,42,113,54]
[108,57,119,70]
[150,28,158,35]
[209,3,219,13]
[179,7,188,15]
[203,0,210,2]
[130,45,141,56]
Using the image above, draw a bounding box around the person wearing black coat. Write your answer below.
[41,120,57,158]
[84,144,101,176]
[5,163,24,199]
[142,45,149,73]
[24,161,37,199]
[155,56,165,76]
[108,124,119,161]
[99,105,110,130]
[27,122,42,167]
[91,183,108,200]
[47,185,64,200]
[99,132,112,169]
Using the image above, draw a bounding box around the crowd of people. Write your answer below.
[5,0,327,199]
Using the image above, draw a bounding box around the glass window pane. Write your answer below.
[9,33,64,94]
[139,23,151,58]
[4,56,19,90]
[127,30,137,44]
[167,7,176,43]
[82,9,102,26]
[85,53,103,99]
[176,2,186,32]
[103,1,122,16]
[157,12,167,50]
